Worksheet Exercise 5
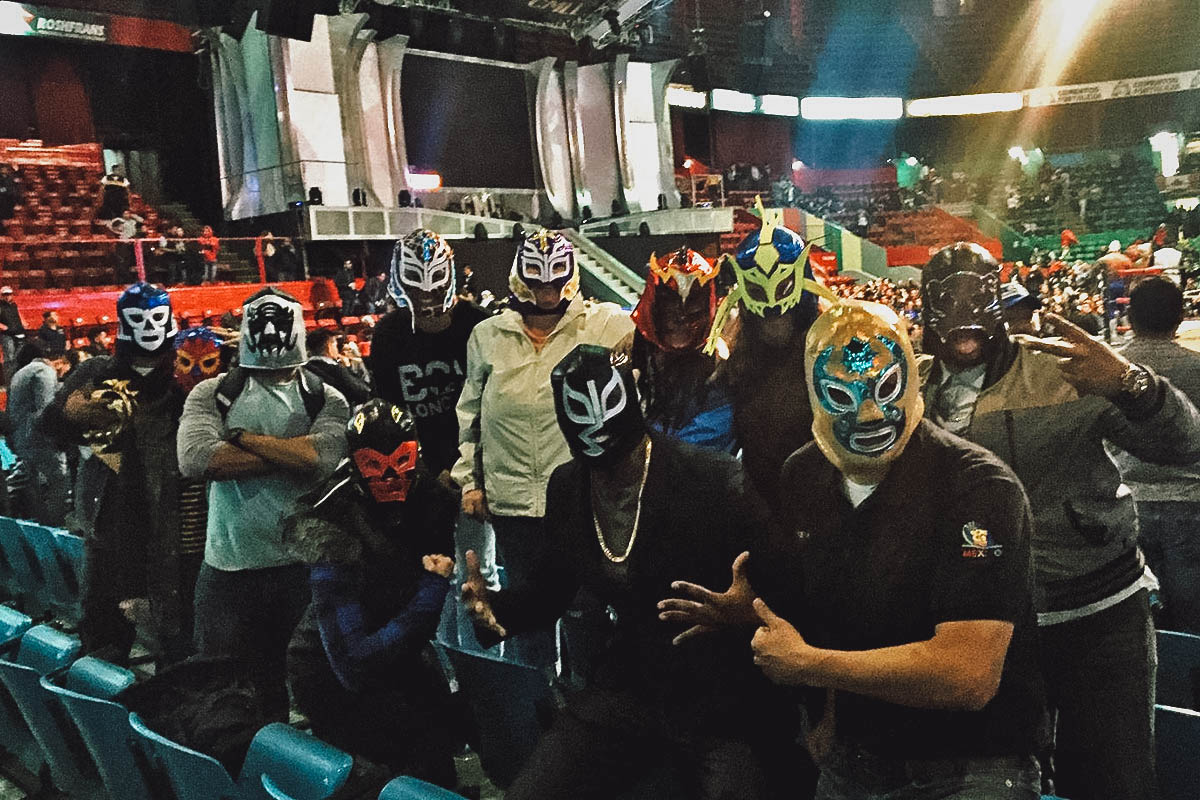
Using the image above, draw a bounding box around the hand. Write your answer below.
[462,488,489,521]
[805,690,836,765]
[751,597,825,686]
[658,551,758,645]
[436,469,458,494]
[422,554,455,579]
[119,597,150,624]
[1020,313,1131,399]
[461,549,506,638]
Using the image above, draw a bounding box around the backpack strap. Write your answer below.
[215,365,326,422]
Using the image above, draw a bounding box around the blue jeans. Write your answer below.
[1039,589,1156,800]
[437,512,504,655]
[1138,501,1200,634]
[815,741,1040,800]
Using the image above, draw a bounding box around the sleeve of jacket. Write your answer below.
[451,324,489,491]
[482,465,580,642]
[1100,373,1200,466]
[40,357,111,446]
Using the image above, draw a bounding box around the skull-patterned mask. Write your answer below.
[116,282,177,358]
[238,287,306,370]
[552,344,646,467]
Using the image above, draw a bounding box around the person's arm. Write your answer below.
[750,603,1013,711]
[451,327,488,497]
[42,358,114,444]
[310,562,452,692]
[176,380,271,480]
[235,432,320,472]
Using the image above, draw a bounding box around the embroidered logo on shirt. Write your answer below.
[961,522,1002,558]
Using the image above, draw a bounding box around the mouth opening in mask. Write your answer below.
[849,425,899,454]
[943,328,987,366]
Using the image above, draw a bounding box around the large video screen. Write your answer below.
[401,54,535,189]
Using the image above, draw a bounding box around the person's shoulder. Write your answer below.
[456,301,492,326]
[780,439,826,482]
[919,420,1024,494]
[375,308,413,336]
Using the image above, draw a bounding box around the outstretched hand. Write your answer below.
[658,551,758,646]
[1020,312,1131,399]
[461,549,506,639]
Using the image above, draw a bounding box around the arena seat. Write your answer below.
[0,625,92,792]
[131,715,353,800]
[16,522,81,622]
[377,775,469,800]
[0,608,34,759]
[434,641,552,789]
[0,517,45,615]
[238,723,353,800]
[52,530,86,613]
[1156,704,1200,800]
[1157,630,1200,710]
[41,656,151,800]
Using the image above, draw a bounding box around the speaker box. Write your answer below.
[685,54,711,93]
[737,17,780,94]
[254,0,337,41]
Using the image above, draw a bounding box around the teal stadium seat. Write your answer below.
[0,517,43,614]
[1156,704,1200,800]
[1157,630,1200,710]
[377,776,469,800]
[0,625,90,792]
[16,522,81,621]
[238,723,353,800]
[434,641,551,789]
[130,711,241,800]
[0,607,33,755]
[41,656,152,800]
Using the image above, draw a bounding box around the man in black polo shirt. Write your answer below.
[661,301,1043,798]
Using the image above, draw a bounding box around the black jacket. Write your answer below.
[485,432,796,739]
[304,357,372,407]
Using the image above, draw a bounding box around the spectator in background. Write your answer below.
[37,311,66,355]
[9,339,70,525]
[259,233,301,284]
[1111,277,1200,634]
[361,270,389,315]
[0,164,21,221]
[108,209,145,280]
[155,223,188,286]
[98,165,130,220]
[198,226,221,284]
[177,287,349,719]
[305,328,372,407]
[85,327,113,356]
[0,286,26,385]
[459,265,476,301]
[334,259,358,316]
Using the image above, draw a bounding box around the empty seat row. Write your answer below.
[0,517,84,623]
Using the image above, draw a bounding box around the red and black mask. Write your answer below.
[632,247,719,352]
[347,399,421,504]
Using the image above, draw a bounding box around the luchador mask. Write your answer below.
[389,228,456,316]
[705,197,836,354]
[632,247,719,352]
[238,287,305,370]
[806,301,924,484]
[509,229,579,313]
[347,399,420,504]
[552,344,646,466]
[116,282,177,358]
[921,242,1004,367]
[174,327,223,394]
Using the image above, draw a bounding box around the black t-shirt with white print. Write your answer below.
[367,301,491,474]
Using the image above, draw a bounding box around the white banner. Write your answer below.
[1025,69,1200,108]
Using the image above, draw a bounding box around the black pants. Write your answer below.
[1040,589,1157,800]
[505,704,772,800]
[193,563,310,720]
[490,514,557,670]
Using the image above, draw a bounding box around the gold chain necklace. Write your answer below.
[592,438,653,563]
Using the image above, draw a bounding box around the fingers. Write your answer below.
[1043,312,1091,343]
[657,598,704,616]
[671,625,712,646]
[668,580,721,604]
[1021,338,1076,358]
[730,551,750,584]
[753,597,781,626]
[464,549,483,580]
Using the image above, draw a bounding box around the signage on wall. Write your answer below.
[0,2,109,43]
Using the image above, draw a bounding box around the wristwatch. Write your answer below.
[1119,364,1153,401]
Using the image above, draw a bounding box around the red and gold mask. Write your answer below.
[351,440,419,503]
[632,247,719,352]
[174,327,223,394]
[347,399,422,504]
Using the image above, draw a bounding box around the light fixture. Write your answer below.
[406,170,443,191]
[800,96,903,120]
[906,92,1024,117]
[905,156,920,166]
[667,84,708,109]
[1007,146,1025,160]
[791,159,804,171]
[759,94,799,116]
[1150,131,1181,178]
[710,88,757,113]
[683,157,695,169]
